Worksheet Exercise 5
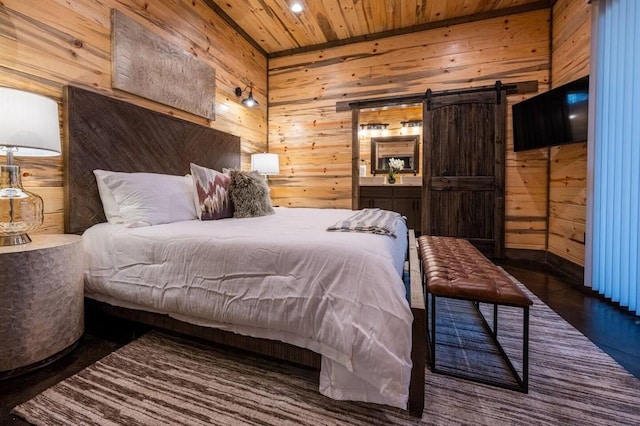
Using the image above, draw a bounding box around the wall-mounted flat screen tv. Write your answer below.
[512,75,589,152]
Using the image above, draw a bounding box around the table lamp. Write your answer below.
[251,153,280,176]
[0,87,61,246]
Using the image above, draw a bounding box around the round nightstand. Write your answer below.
[0,234,84,378]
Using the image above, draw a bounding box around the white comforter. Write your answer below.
[83,207,413,409]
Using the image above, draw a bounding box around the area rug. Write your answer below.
[13,276,640,425]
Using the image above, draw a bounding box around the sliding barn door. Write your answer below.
[422,85,506,258]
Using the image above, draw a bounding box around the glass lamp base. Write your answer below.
[0,233,32,246]
[0,165,44,244]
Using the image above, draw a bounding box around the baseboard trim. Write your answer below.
[504,248,584,287]
[545,251,584,287]
[504,248,547,264]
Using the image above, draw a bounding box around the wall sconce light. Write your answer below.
[235,85,259,107]
[0,87,61,246]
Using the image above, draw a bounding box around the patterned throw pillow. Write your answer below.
[190,163,233,220]
[228,170,275,218]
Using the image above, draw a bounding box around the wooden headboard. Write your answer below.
[63,85,241,234]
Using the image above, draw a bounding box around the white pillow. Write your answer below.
[96,170,197,227]
[94,170,124,224]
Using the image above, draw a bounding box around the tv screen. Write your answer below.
[513,76,589,152]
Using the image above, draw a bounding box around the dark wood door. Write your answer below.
[422,86,506,258]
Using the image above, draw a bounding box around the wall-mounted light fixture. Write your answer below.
[401,120,422,128]
[359,122,389,138]
[235,85,259,107]
[359,123,389,131]
[400,119,422,135]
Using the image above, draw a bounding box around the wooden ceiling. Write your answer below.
[207,0,550,57]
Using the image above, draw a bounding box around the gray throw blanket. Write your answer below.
[327,208,404,238]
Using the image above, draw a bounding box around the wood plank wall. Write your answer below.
[268,9,551,250]
[548,0,591,266]
[0,0,267,235]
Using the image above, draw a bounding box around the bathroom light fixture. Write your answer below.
[359,123,389,130]
[400,119,422,135]
[235,85,259,108]
[401,120,422,128]
[290,1,304,13]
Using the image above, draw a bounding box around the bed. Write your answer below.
[63,85,425,416]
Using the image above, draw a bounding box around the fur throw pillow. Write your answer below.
[229,170,275,218]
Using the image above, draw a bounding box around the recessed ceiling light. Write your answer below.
[290,1,304,13]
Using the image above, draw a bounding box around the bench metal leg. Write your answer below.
[473,302,528,392]
[429,293,437,371]
[523,306,529,392]
[429,297,530,393]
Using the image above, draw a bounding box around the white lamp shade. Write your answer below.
[0,87,61,157]
[251,153,280,175]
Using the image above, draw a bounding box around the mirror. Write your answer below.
[370,135,419,175]
[357,103,422,180]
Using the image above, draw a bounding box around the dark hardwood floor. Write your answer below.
[499,261,640,380]
[1,262,639,424]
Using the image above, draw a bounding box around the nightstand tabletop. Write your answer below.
[0,234,82,254]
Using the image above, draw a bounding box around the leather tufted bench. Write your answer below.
[417,235,533,392]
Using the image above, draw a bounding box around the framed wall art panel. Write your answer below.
[111,9,216,121]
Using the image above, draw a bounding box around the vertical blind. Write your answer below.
[591,0,640,315]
